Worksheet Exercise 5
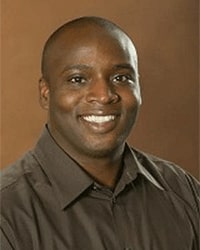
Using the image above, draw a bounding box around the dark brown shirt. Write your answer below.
[1,127,199,250]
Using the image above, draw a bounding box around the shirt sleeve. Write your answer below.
[185,173,200,213]
[1,229,15,250]
[0,217,16,250]
[185,174,200,250]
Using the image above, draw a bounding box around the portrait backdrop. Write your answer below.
[1,0,199,179]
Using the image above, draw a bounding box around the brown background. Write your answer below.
[1,0,199,179]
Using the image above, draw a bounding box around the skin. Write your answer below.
[39,21,142,188]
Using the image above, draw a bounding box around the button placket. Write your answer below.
[111,195,117,204]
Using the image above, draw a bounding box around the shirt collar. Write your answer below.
[34,126,164,210]
[114,145,164,195]
[34,126,93,210]
[124,146,164,191]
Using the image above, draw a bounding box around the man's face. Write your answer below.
[40,26,141,159]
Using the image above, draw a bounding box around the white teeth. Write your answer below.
[83,115,115,123]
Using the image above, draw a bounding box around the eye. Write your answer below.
[69,76,86,84]
[112,74,134,85]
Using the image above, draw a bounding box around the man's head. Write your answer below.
[39,16,142,159]
[41,16,139,82]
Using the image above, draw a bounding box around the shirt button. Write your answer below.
[92,185,97,190]
[112,196,117,204]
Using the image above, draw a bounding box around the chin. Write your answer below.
[82,140,124,158]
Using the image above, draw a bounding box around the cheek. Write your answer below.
[50,90,81,114]
[134,86,142,106]
[120,86,141,110]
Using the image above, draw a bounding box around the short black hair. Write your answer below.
[41,16,134,80]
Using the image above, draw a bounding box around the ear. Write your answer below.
[39,77,50,110]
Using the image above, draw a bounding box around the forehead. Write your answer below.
[45,24,138,77]
[55,24,134,50]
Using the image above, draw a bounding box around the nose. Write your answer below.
[86,78,119,104]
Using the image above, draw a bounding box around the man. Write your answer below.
[1,16,199,250]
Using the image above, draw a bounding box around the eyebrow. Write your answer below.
[112,63,135,71]
[113,63,137,78]
[61,64,92,74]
[61,63,137,75]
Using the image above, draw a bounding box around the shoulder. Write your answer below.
[132,148,200,212]
[1,151,38,191]
[0,151,45,213]
[0,152,44,249]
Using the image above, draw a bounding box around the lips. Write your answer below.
[82,115,116,123]
[79,113,119,133]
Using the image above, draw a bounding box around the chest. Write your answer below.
[15,184,197,250]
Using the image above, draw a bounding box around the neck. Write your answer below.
[48,124,125,188]
[76,150,124,189]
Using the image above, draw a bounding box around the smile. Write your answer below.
[82,115,116,123]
